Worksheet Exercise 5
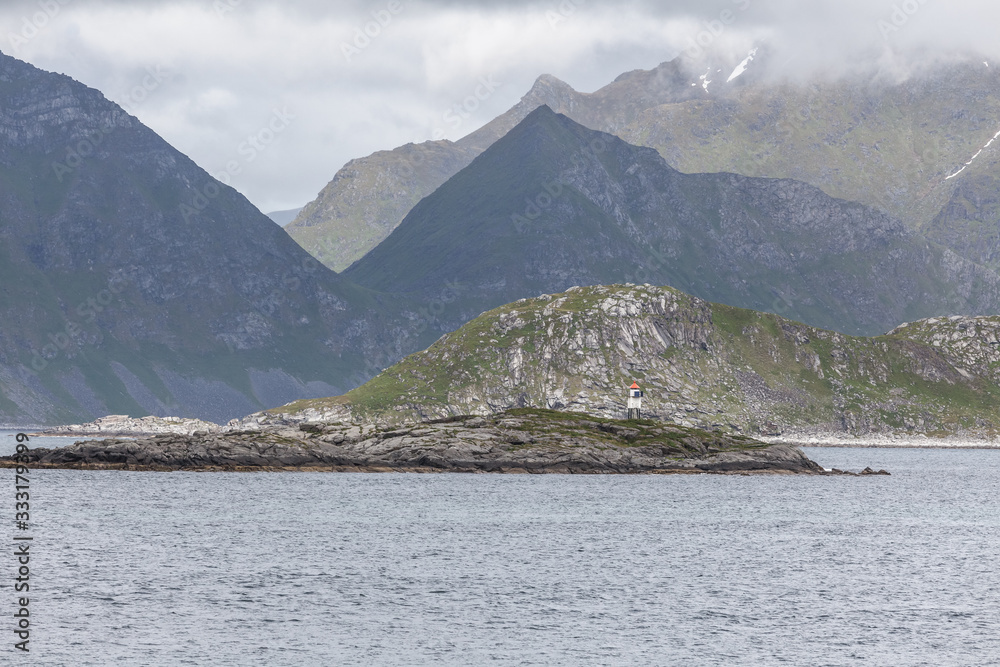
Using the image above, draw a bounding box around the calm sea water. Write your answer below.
[0,430,109,457]
[2,430,999,665]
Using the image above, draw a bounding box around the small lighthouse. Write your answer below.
[627,382,643,420]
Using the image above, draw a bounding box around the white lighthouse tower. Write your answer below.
[627,382,643,419]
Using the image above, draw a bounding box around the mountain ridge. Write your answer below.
[342,105,1000,337]
[285,70,597,271]
[0,51,434,424]
[288,54,1000,275]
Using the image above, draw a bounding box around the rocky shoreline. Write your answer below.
[1,410,888,476]
[31,414,223,438]
[761,432,1000,449]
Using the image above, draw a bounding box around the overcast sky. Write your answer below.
[2,0,998,213]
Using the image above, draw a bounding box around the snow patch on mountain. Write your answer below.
[945,127,1000,180]
[699,67,712,92]
[727,48,758,83]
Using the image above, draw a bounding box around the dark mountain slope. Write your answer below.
[0,51,420,425]
[344,106,1000,337]
[285,60,707,271]
[291,55,1000,276]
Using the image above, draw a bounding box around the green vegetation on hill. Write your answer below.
[277,284,1000,438]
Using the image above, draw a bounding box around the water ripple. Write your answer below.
[4,447,1000,665]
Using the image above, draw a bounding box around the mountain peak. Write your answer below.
[0,52,418,424]
[521,74,578,110]
[344,92,1000,339]
[484,102,622,165]
[527,73,574,93]
[520,103,557,122]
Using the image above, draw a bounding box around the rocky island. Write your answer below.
[264,284,1000,443]
[0,409,884,475]
[32,415,223,438]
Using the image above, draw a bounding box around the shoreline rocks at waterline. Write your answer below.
[3,409,886,475]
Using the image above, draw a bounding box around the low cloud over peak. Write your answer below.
[0,0,995,211]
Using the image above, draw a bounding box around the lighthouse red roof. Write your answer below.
[629,382,640,389]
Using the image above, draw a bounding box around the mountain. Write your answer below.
[342,106,1000,337]
[265,284,1000,439]
[617,57,1000,269]
[288,54,1000,273]
[925,152,1000,268]
[287,140,480,271]
[266,207,304,226]
[284,73,589,271]
[0,51,426,425]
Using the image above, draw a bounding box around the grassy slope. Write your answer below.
[286,142,478,272]
[615,64,1000,273]
[276,284,1000,437]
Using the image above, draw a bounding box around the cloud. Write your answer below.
[1,0,998,212]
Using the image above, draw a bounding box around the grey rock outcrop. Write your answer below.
[5,410,854,475]
[33,414,222,437]
[267,284,1000,441]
